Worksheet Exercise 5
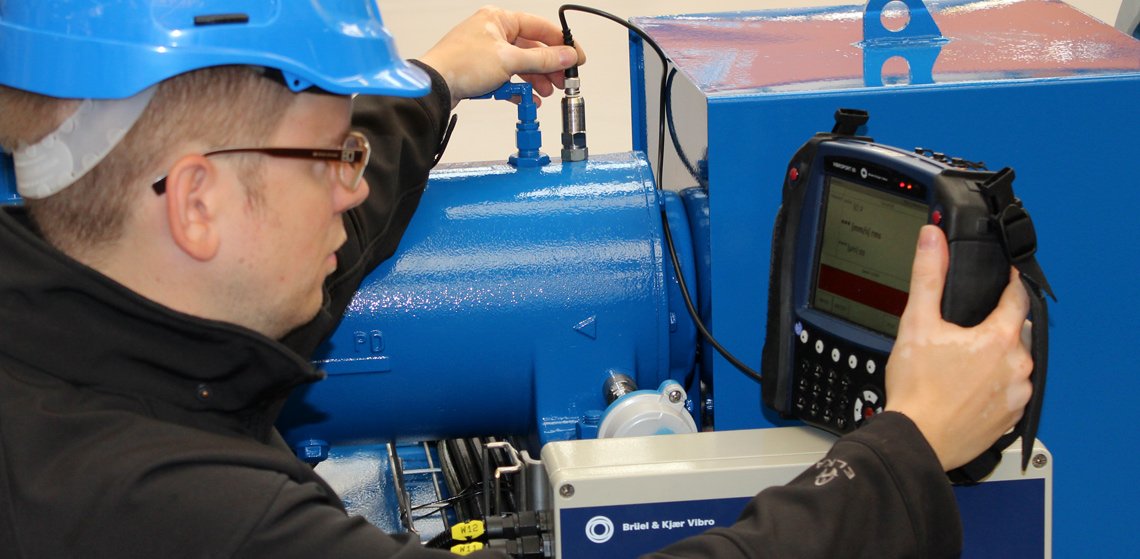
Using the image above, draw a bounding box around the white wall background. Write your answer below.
[381,0,1128,164]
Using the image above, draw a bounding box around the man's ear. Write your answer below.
[162,155,224,262]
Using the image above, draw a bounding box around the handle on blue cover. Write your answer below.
[862,0,943,44]
[860,0,948,87]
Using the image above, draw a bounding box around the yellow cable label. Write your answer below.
[450,541,485,555]
[450,519,486,541]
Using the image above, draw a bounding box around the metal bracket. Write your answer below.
[481,440,525,517]
[388,442,419,535]
[860,0,949,87]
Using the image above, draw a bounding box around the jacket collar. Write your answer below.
[0,206,324,413]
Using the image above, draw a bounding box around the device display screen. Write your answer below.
[812,176,928,336]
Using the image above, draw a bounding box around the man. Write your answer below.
[0,2,1031,557]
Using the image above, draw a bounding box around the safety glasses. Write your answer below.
[152,130,370,195]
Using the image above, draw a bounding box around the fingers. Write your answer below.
[503,43,580,77]
[983,269,1031,334]
[507,10,588,64]
[1005,362,1033,408]
[499,9,583,75]
[512,38,566,94]
[898,225,950,331]
[422,6,585,107]
[516,73,554,97]
[510,11,571,51]
[884,226,1038,471]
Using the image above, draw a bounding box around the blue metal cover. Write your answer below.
[632,1,1139,556]
[634,0,1140,95]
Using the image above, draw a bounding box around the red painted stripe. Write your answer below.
[817,264,909,317]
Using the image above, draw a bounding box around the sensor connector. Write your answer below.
[561,77,588,162]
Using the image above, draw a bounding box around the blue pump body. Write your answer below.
[277,152,699,451]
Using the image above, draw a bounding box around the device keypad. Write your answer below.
[791,322,884,434]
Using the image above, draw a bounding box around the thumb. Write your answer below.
[898,225,949,330]
[504,45,579,76]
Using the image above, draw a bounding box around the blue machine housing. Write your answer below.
[278,152,699,454]
[631,0,1140,555]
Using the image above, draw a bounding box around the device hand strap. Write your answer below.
[949,168,1055,484]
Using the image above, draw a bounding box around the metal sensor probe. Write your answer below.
[561,77,588,162]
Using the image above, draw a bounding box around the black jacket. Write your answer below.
[0,63,961,557]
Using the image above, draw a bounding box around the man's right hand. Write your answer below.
[418,6,586,109]
[884,225,1034,471]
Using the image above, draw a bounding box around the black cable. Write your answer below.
[424,530,454,549]
[558,5,762,383]
[437,440,468,521]
[411,482,485,516]
[446,438,484,520]
[558,5,670,189]
[663,64,717,397]
[465,437,490,517]
[661,210,762,383]
[665,68,703,185]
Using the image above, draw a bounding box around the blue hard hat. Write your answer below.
[0,0,431,99]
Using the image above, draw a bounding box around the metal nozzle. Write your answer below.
[561,77,588,162]
[603,372,637,404]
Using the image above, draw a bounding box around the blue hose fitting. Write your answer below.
[475,82,551,168]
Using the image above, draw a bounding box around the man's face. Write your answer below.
[224,93,368,339]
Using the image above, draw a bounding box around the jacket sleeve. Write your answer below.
[232,473,511,559]
[645,412,962,559]
[282,61,453,357]
[106,456,511,559]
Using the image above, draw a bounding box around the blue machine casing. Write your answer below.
[631,0,1140,555]
[278,152,699,452]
